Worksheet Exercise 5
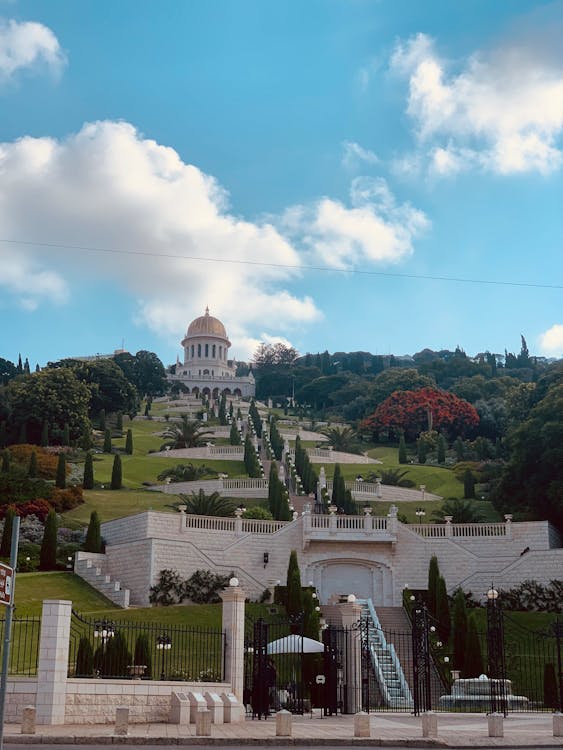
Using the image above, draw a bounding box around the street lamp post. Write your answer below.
[486,587,507,716]
[415,507,426,521]
[156,633,172,680]
[93,619,115,677]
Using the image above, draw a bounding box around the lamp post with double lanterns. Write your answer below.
[93,619,115,677]
[486,586,507,716]
[156,633,172,680]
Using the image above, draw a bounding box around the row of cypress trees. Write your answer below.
[243,434,262,478]
[248,400,262,437]
[293,436,318,493]
[331,464,357,514]
[269,420,284,460]
[267,462,291,521]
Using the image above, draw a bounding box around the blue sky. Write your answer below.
[1,0,562,367]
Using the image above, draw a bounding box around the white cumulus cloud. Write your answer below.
[539,324,563,356]
[0,18,66,81]
[282,176,429,270]
[390,32,563,175]
[0,121,427,358]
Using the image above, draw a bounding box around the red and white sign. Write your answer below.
[0,563,13,606]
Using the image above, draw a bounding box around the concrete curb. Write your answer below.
[4,738,563,747]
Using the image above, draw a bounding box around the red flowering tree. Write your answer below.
[361,387,479,441]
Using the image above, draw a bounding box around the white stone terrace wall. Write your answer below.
[3,678,37,722]
[65,679,229,724]
[100,511,560,607]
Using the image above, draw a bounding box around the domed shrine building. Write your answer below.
[168,308,255,398]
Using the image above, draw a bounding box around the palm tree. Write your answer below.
[323,426,360,454]
[431,497,485,524]
[161,415,213,449]
[179,489,235,517]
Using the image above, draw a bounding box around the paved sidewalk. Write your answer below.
[2,712,562,746]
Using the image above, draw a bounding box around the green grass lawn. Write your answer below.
[365,445,467,500]
[63,489,182,527]
[14,572,115,615]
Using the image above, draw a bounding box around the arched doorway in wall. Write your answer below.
[192,387,200,397]
[223,388,232,396]
[233,388,242,397]
[308,558,393,607]
[212,387,219,399]
[202,387,211,398]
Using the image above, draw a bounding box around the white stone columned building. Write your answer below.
[168,308,255,398]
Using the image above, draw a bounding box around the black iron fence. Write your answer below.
[68,611,225,681]
[0,615,41,676]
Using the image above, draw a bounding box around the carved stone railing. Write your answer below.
[409,521,510,539]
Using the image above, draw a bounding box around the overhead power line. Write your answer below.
[0,237,561,290]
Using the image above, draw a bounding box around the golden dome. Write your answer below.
[186,307,228,339]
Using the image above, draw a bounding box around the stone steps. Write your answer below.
[74,552,130,608]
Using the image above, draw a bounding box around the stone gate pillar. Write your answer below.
[220,579,246,701]
[339,597,363,714]
[36,600,72,725]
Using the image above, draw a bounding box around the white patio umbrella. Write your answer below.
[266,634,325,654]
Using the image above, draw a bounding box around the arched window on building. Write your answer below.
[191,345,194,358]
[198,344,201,357]
[212,344,216,358]
[205,344,209,357]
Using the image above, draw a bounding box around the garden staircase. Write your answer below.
[74,551,130,608]
[358,598,413,709]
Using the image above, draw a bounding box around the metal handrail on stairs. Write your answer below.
[359,598,413,708]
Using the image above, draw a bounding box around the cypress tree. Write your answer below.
[453,436,465,461]
[55,453,66,489]
[133,634,152,678]
[0,422,6,449]
[84,510,102,552]
[104,632,131,677]
[75,636,95,677]
[110,454,122,490]
[18,422,27,444]
[398,435,407,464]
[125,429,133,455]
[1,451,10,473]
[268,462,279,515]
[40,509,58,571]
[81,429,92,451]
[28,449,38,478]
[342,489,357,515]
[103,428,112,453]
[116,412,123,433]
[0,507,16,558]
[99,409,106,431]
[332,464,346,508]
[427,555,440,617]
[437,434,447,464]
[417,439,428,464]
[286,550,303,618]
[83,452,94,489]
[463,469,475,499]
[40,419,49,447]
[302,588,320,639]
[452,589,468,670]
[62,423,70,446]
[435,575,451,644]
[278,486,291,522]
[229,421,241,446]
[461,616,483,678]
[228,401,234,419]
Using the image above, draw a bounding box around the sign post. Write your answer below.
[0,515,20,750]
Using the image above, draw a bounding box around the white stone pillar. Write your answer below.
[339,599,363,714]
[36,600,72,725]
[220,582,246,702]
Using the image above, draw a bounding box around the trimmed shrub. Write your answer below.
[75,636,95,677]
[110,454,122,490]
[84,510,102,553]
[55,453,66,489]
[83,452,94,489]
